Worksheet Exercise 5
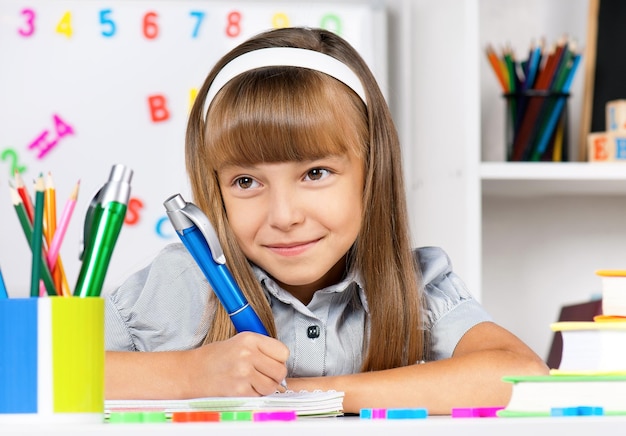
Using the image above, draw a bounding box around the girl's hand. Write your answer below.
[189,332,289,397]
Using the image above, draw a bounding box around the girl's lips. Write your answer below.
[266,239,320,257]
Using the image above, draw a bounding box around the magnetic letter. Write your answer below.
[148,94,170,122]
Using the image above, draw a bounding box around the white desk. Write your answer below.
[3,416,626,435]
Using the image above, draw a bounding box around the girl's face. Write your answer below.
[218,153,364,304]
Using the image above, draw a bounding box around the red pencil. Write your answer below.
[14,170,35,223]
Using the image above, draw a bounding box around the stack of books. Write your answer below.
[499,270,626,417]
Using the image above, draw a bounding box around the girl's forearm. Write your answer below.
[287,349,547,415]
[105,350,197,400]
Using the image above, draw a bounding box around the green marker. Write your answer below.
[74,164,133,297]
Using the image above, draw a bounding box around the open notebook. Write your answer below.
[105,390,345,418]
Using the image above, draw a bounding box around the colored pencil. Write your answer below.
[43,172,72,296]
[485,44,508,92]
[48,180,79,268]
[14,170,34,222]
[522,41,542,91]
[10,187,57,296]
[30,175,45,297]
[512,38,567,160]
[48,180,79,296]
[44,172,61,292]
[531,52,582,161]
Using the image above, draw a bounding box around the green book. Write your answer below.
[498,374,626,417]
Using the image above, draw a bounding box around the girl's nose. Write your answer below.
[267,187,305,231]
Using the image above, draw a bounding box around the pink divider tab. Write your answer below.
[451,406,504,418]
[252,410,297,422]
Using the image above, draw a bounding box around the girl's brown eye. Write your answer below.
[236,177,254,189]
[307,168,326,181]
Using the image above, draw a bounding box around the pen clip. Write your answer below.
[180,204,226,265]
[164,194,226,265]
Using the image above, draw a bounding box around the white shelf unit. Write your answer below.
[475,0,626,360]
[404,0,626,360]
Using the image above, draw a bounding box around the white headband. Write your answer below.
[203,47,367,117]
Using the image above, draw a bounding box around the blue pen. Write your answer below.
[163,193,269,335]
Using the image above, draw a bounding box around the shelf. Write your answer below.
[481,162,626,197]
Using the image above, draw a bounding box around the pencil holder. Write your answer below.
[504,90,570,162]
[0,297,104,422]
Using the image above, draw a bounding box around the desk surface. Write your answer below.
[3,416,626,435]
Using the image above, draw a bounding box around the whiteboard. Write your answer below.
[0,0,386,297]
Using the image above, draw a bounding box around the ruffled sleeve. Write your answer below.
[417,247,493,361]
[104,243,213,352]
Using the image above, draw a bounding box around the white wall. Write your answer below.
[389,0,481,301]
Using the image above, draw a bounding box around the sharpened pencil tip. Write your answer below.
[9,187,22,205]
[34,174,45,192]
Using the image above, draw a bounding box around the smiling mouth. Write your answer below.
[266,239,320,257]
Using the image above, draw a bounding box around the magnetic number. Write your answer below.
[225,11,241,38]
[320,14,342,35]
[18,8,35,37]
[99,9,116,37]
[189,11,205,38]
[56,11,73,38]
[143,11,159,39]
[0,148,28,177]
[272,12,290,29]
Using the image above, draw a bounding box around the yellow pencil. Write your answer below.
[45,172,61,292]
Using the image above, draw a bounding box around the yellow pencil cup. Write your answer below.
[0,297,104,423]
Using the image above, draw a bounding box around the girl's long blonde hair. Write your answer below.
[186,27,425,370]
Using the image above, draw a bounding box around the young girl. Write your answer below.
[104,27,547,414]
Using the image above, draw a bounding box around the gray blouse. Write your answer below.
[104,244,492,376]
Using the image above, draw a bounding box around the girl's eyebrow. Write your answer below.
[218,154,350,172]
[219,163,258,172]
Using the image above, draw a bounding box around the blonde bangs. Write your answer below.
[204,68,367,169]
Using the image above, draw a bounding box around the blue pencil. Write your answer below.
[0,266,8,298]
[523,43,542,91]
